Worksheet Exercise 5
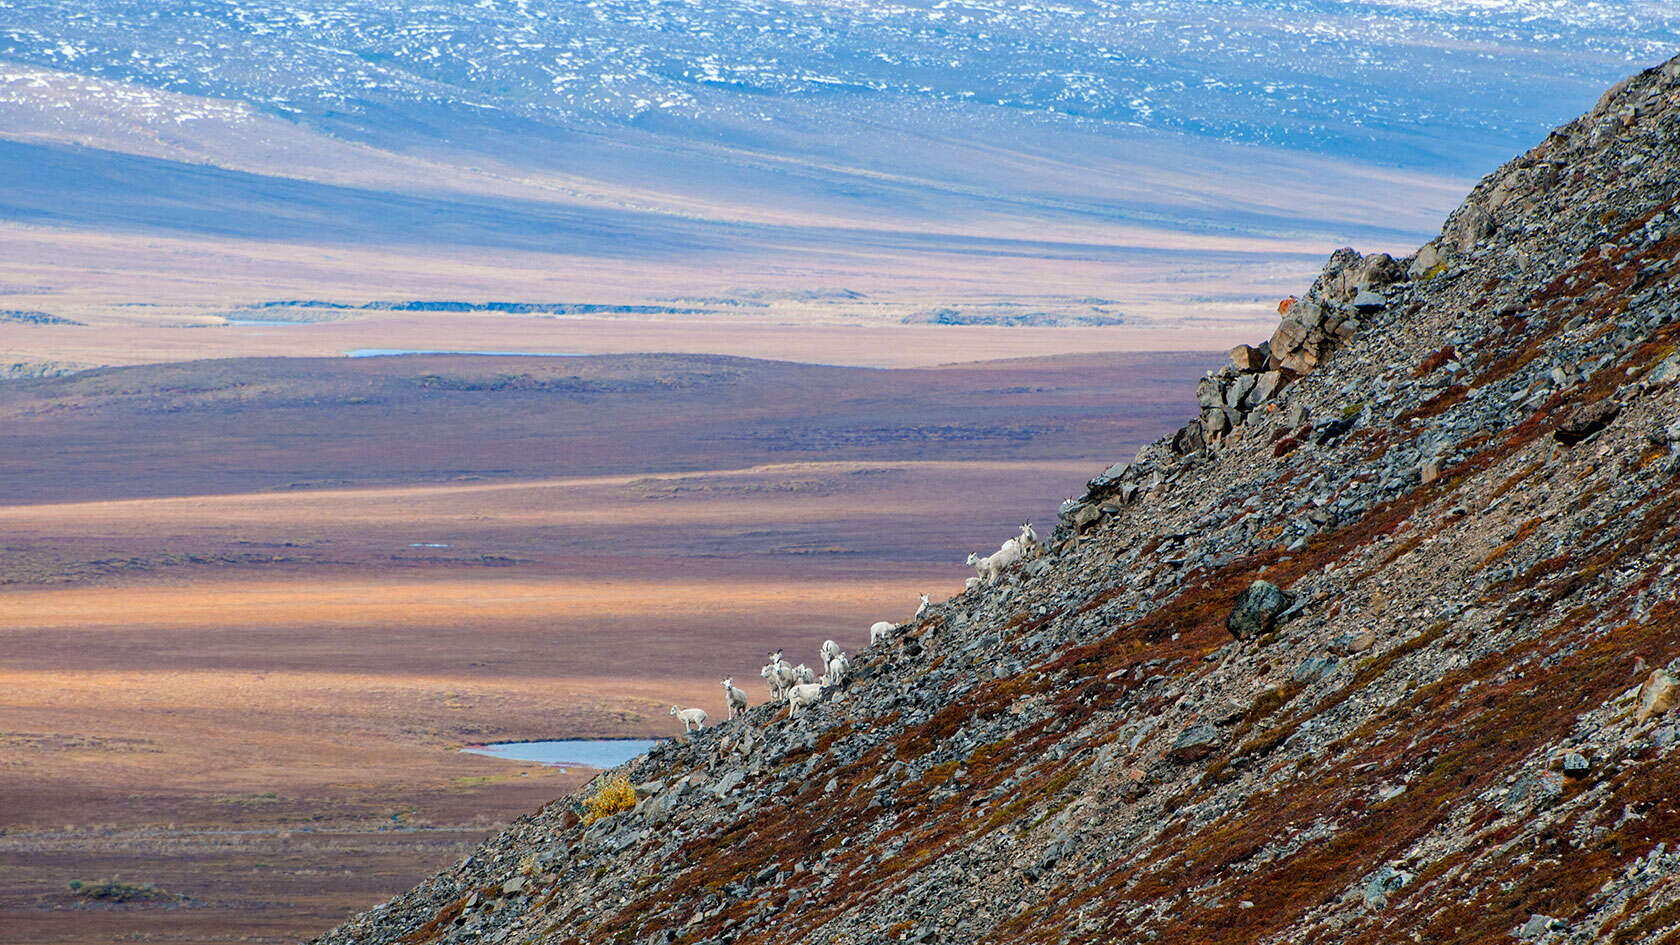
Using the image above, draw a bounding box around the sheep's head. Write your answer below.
[966,552,981,566]
[722,677,733,688]
[669,705,679,715]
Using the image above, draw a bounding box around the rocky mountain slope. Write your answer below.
[312,55,1680,945]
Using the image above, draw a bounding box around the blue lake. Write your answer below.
[462,739,660,769]
[347,349,588,358]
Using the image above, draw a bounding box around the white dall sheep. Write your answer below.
[722,677,749,719]
[870,620,898,647]
[1018,522,1042,558]
[821,639,841,666]
[786,682,823,719]
[915,593,931,619]
[793,663,817,685]
[762,652,796,700]
[773,658,797,691]
[670,705,708,732]
[969,537,1025,586]
[826,652,850,687]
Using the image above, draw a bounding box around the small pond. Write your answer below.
[462,739,660,770]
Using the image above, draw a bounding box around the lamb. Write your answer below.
[670,705,708,732]
[871,590,937,647]
[825,652,850,687]
[786,682,824,719]
[722,677,749,719]
[820,638,841,666]
[761,651,796,699]
[793,663,817,685]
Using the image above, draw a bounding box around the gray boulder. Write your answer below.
[1362,866,1412,909]
[1171,421,1207,457]
[1227,580,1294,641]
[1292,655,1339,683]
[1229,343,1266,373]
[1553,399,1621,445]
[1169,724,1220,762]
[1351,290,1387,314]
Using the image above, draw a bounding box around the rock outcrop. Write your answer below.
[313,54,1680,945]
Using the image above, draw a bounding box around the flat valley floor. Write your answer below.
[0,339,1214,943]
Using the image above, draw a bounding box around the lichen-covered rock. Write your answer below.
[1171,419,1206,456]
[1230,343,1266,373]
[1554,398,1622,445]
[1407,241,1444,279]
[1637,669,1679,723]
[1169,724,1220,762]
[1227,580,1293,640]
[1362,866,1412,910]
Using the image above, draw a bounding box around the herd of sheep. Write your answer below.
[668,523,1044,731]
